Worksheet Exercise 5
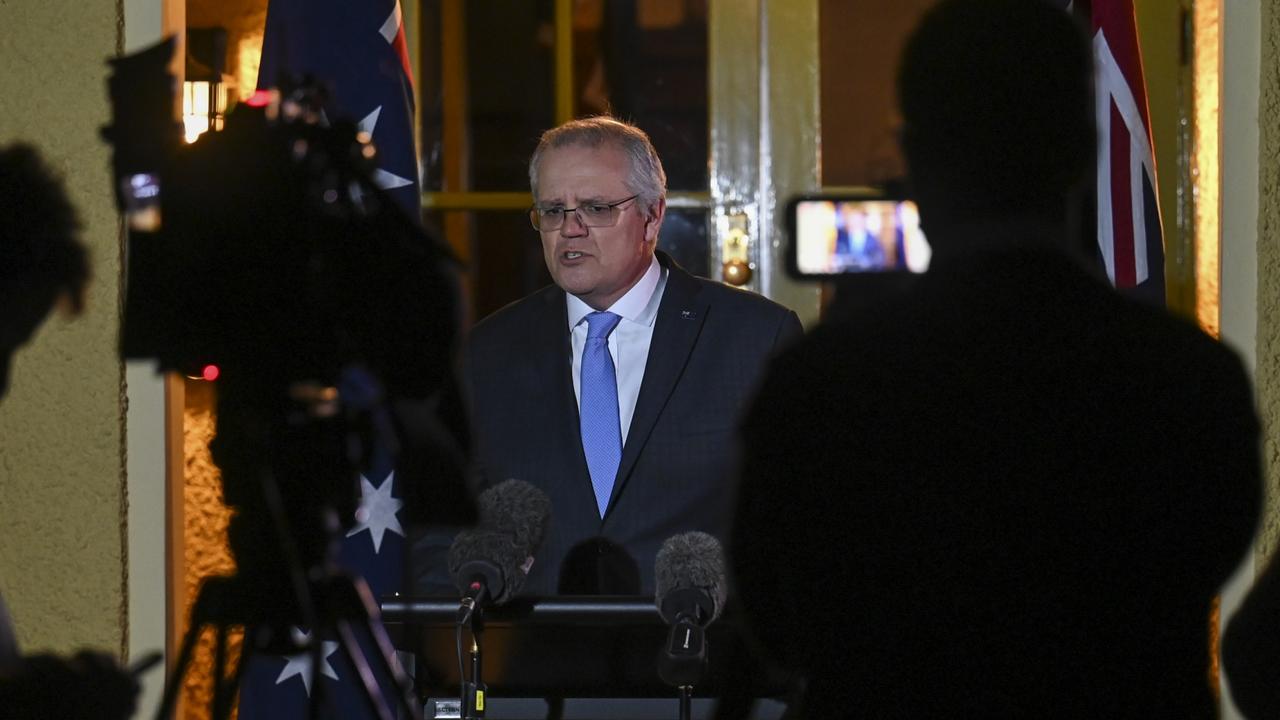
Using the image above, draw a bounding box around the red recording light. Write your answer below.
[245,90,273,108]
[201,364,220,382]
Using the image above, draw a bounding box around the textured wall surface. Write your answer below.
[179,381,236,719]
[0,3,127,654]
[1257,3,1280,565]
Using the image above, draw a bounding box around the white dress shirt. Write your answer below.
[567,255,666,445]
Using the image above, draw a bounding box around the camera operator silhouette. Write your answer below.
[1224,551,1280,718]
[732,1,1261,717]
[0,143,140,719]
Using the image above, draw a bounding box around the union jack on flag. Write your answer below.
[1087,0,1166,305]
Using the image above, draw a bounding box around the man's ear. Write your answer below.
[644,197,666,245]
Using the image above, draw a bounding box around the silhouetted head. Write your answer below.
[0,144,89,397]
[898,0,1094,229]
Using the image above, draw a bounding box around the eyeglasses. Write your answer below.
[529,194,639,231]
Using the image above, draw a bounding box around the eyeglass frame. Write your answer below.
[529,194,641,231]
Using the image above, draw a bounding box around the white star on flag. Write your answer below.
[347,471,405,553]
[275,630,340,697]
[357,106,413,190]
[378,2,403,44]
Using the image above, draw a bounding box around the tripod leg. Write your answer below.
[214,629,252,720]
[357,607,425,719]
[335,619,397,720]
[212,625,230,720]
[154,616,203,720]
[342,576,425,720]
[308,636,325,720]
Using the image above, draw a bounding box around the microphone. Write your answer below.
[448,479,551,625]
[654,532,727,687]
[655,531,727,626]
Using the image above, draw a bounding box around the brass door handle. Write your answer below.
[721,214,752,286]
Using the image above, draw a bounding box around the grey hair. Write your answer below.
[528,116,667,218]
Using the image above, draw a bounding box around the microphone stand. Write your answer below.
[661,620,707,720]
[461,607,487,719]
[679,685,693,720]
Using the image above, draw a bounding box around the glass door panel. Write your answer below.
[418,0,714,319]
[417,0,819,322]
[817,0,933,189]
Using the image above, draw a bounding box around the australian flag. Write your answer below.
[238,1,419,717]
[256,0,421,220]
[1078,0,1167,305]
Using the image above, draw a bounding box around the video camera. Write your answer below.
[100,38,473,574]
[103,38,457,398]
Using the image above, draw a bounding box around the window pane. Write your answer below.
[658,209,709,278]
[819,0,933,187]
[419,1,555,192]
[573,0,709,191]
[426,210,550,321]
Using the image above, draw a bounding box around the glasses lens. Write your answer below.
[579,204,613,226]
[532,207,564,231]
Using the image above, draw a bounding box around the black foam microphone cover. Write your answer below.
[447,479,551,604]
[475,478,552,553]
[447,531,529,603]
[654,531,728,626]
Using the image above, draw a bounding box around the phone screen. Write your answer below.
[789,197,930,276]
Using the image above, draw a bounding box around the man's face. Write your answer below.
[534,143,664,311]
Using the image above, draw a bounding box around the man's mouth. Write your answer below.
[563,251,585,260]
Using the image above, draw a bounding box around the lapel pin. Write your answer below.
[680,310,698,320]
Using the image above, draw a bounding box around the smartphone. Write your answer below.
[786,194,931,278]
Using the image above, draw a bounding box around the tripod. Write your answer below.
[155,572,421,720]
[154,381,424,720]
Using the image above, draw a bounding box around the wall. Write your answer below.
[0,3,128,654]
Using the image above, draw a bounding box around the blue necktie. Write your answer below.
[580,311,623,517]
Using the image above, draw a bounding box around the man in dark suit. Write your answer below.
[457,117,801,596]
[733,1,1261,717]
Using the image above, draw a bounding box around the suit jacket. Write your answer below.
[735,228,1261,718]
[459,251,801,596]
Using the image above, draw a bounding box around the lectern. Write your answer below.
[380,596,791,720]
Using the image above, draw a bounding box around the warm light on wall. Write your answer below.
[1194,0,1221,337]
[236,30,265,102]
[180,379,237,719]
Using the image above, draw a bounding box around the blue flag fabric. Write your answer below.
[256,0,421,220]
[239,1,418,715]
[237,457,410,719]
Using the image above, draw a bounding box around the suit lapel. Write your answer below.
[535,287,577,422]
[533,287,605,528]
[605,254,708,515]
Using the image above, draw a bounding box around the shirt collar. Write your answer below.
[567,254,663,330]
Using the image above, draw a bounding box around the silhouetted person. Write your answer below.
[732,2,1261,717]
[1223,554,1280,718]
[0,143,138,719]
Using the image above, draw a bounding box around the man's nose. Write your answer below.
[560,209,588,236]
